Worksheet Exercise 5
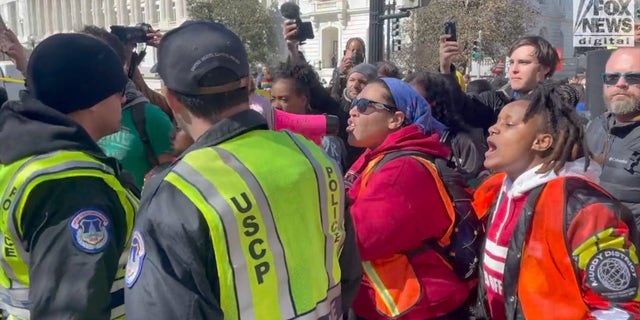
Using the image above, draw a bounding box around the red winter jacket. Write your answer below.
[345,125,471,320]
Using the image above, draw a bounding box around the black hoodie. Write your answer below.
[0,95,134,319]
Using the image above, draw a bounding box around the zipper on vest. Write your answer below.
[602,134,615,166]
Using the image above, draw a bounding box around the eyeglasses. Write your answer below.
[601,72,640,86]
[351,98,397,113]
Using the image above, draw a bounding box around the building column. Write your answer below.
[44,0,52,35]
[80,0,90,26]
[26,0,36,39]
[117,0,128,25]
[144,0,154,23]
[60,0,70,32]
[131,0,141,24]
[104,0,113,26]
[97,0,105,27]
[71,0,82,30]
[34,0,41,37]
[0,5,7,31]
[91,0,99,26]
[51,0,62,33]
[159,0,167,25]
[174,0,182,21]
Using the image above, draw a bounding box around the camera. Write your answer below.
[280,2,314,43]
[110,23,153,44]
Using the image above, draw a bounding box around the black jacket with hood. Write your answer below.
[0,94,136,319]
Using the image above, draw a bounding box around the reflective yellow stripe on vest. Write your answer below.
[164,130,345,319]
[0,151,137,319]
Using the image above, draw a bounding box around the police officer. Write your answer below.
[125,21,361,319]
[0,34,137,319]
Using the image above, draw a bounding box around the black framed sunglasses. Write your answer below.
[351,98,397,113]
[601,72,640,86]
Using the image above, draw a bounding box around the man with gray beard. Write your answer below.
[586,48,640,226]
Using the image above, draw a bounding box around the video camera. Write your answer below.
[110,23,153,44]
[280,2,314,43]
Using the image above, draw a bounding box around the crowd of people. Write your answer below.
[0,11,638,320]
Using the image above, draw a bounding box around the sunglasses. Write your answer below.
[351,98,397,113]
[601,72,640,86]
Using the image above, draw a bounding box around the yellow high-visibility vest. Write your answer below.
[0,150,138,320]
[164,130,346,319]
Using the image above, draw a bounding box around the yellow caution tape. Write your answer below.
[0,77,25,84]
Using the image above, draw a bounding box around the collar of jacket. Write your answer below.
[178,109,269,159]
[343,88,353,104]
[477,181,543,320]
[0,93,112,165]
[608,112,640,136]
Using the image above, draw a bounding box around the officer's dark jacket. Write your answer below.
[586,112,640,227]
[126,109,362,320]
[0,95,133,319]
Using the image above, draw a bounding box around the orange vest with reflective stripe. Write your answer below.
[358,154,456,318]
[474,174,593,319]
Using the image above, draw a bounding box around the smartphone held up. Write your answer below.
[444,18,457,42]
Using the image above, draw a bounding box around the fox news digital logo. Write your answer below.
[573,0,635,47]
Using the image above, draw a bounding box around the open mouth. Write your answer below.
[346,125,355,133]
[485,140,497,157]
[347,120,355,133]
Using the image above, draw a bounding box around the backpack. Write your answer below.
[130,102,159,168]
[365,150,483,280]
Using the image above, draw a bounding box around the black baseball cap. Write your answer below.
[157,20,250,95]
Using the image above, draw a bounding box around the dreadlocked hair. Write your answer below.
[521,82,591,174]
[274,60,341,115]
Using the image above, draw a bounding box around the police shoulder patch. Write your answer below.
[125,230,146,288]
[586,248,639,302]
[69,209,111,254]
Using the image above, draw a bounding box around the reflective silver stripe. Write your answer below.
[0,152,64,283]
[0,285,30,319]
[295,285,343,320]
[5,159,115,273]
[110,304,125,319]
[172,161,254,319]
[0,154,123,320]
[215,147,296,319]
[284,131,339,287]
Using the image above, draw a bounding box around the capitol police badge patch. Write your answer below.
[69,209,111,253]
[125,230,145,288]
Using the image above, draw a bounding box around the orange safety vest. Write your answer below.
[357,154,456,318]
[474,174,596,319]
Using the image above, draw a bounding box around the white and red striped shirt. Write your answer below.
[482,191,528,320]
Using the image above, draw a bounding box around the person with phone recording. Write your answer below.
[438,20,497,134]
[282,19,372,168]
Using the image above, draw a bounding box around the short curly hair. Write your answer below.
[274,61,340,115]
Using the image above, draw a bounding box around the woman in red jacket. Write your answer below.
[345,77,471,319]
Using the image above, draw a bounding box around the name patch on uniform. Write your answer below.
[586,248,639,302]
[69,209,111,254]
[125,230,145,288]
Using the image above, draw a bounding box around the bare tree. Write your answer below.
[187,0,283,67]
[396,0,539,72]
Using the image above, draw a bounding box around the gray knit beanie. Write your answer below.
[348,63,378,82]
